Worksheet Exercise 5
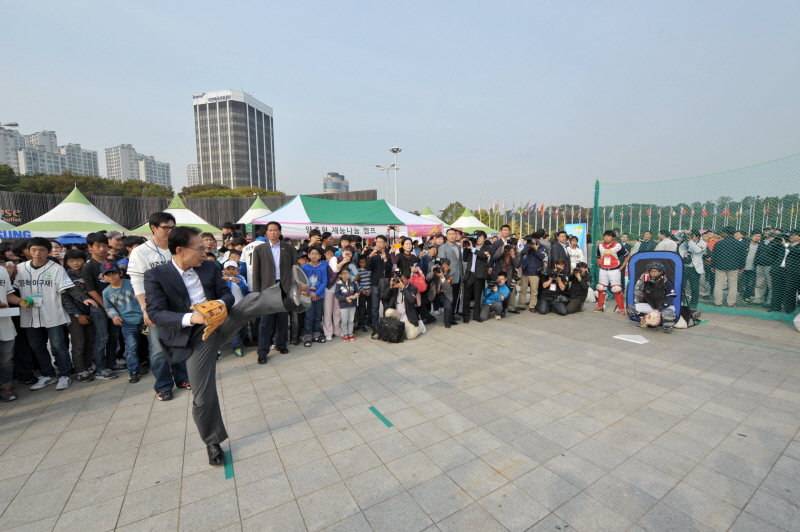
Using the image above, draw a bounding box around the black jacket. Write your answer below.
[144,260,234,364]
[549,241,572,272]
[463,243,492,280]
[567,272,591,301]
[711,236,747,270]
[381,282,420,327]
[366,251,393,288]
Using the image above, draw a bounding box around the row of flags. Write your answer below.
[603,204,795,219]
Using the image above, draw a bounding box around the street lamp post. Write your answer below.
[375,164,395,203]
[0,122,19,128]
[390,147,401,206]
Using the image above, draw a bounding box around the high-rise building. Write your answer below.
[60,144,99,176]
[323,172,349,194]
[105,144,171,187]
[193,89,275,190]
[187,163,199,187]
[18,145,65,175]
[0,126,24,174]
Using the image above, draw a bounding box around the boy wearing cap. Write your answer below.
[222,261,250,356]
[101,262,148,383]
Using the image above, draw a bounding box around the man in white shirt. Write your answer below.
[128,212,190,401]
[655,230,678,252]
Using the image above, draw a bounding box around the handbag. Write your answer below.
[408,271,428,293]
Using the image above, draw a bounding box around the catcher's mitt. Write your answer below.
[190,301,228,341]
[644,310,661,327]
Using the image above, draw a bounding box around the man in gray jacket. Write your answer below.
[437,229,464,319]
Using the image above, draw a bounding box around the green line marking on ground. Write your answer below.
[369,406,394,427]
[224,449,234,479]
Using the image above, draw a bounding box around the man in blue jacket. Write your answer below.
[478,272,511,321]
[517,235,547,312]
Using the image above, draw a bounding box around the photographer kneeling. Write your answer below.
[425,258,457,328]
[536,258,569,316]
[479,272,510,321]
[382,273,426,339]
[566,262,591,314]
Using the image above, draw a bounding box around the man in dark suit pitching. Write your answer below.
[145,226,310,466]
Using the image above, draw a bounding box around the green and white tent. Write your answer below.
[252,195,442,239]
[237,197,272,233]
[130,195,220,234]
[450,208,497,234]
[15,187,128,238]
[419,206,450,230]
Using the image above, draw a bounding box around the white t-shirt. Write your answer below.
[0,267,17,341]
[128,240,172,296]
[241,240,266,284]
[14,260,74,328]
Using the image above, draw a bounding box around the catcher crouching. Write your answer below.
[626,261,678,334]
[144,226,311,466]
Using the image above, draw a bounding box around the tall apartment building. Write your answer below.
[193,89,275,190]
[0,126,24,174]
[105,144,171,187]
[187,163,199,187]
[10,130,99,176]
[60,144,99,176]
[323,172,349,194]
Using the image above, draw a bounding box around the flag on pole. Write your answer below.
[702,208,707,217]
[608,207,615,219]
[629,208,633,217]
[721,207,731,216]
[646,208,652,217]
[681,208,689,215]
[554,206,558,218]
[671,208,676,217]
[577,207,582,218]
[713,206,718,216]
[530,203,537,213]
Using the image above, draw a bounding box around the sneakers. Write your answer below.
[1,388,18,401]
[55,376,71,390]
[325,336,332,342]
[349,335,355,342]
[95,368,119,380]
[433,309,441,315]
[176,381,191,390]
[112,359,128,371]
[129,372,140,383]
[234,348,244,357]
[304,340,312,347]
[315,337,326,344]
[157,390,173,401]
[593,306,604,312]
[18,375,38,385]
[30,376,57,390]
[76,371,95,383]
[495,315,502,321]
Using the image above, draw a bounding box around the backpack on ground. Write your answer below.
[377,317,405,343]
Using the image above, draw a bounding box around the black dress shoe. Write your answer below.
[257,355,268,364]
[278,348,289,354]
[475,317,484,322]
[445,323,451,328]
[450,320,459,326]
[424,317,437,324]
[207,444,225,466]
[508,309,520,314]
[462,317,470,324]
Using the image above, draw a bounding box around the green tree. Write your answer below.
[439,202,465,225]
[183,186,285,198]
[9,171,174,196]
[0,164,20,191]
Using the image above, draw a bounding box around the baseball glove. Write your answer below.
[190,301,228,341]
[644,310,661,327]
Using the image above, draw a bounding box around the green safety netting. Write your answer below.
[593,153,800,322]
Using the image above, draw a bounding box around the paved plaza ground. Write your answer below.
[1,310,799,532]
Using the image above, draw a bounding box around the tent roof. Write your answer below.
[236,197,272,224]
[256,195,408,225]
[15,187,128,237]
[0,219,16,230]
[418,205,450,229]
[450,208,497,233]
[130,194,221,234]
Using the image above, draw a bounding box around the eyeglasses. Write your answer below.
[188,246,206,252]
[158,225,175,231]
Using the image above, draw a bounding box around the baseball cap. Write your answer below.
[108,231,124,239]
[223,261,239,269]
[100,261,120,274]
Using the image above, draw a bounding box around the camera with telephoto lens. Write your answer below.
[549,270,560,279]
[572,268,580,276]
[487,280,498,289]
[432,266,443,275]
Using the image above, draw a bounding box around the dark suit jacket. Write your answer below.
[549,241,572,272]
[144,260,234,363]
[251,240,297,294]
[381,283,420,327]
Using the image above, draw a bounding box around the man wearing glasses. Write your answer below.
[128,212,190,401]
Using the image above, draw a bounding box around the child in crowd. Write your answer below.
[226,249,248,281]
[101,262,148,383]
[62,249,96,383]
[322,247,342,342]
[334,268,359,341]
[355,255,371,332]
[219,237,249,263]
[222,261,250,356]
[289,252,308,345]
[117,236,146,277]
[301,247,327,347]
[82,232,120,379]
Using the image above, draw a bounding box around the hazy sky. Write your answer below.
[3,1,799,214]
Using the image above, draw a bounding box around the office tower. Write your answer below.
[193,89,275,190]
[323,172,349,194]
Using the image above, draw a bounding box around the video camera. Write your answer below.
[486,280,499,289]
[549,269,561,279]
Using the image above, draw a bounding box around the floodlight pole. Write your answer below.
[390,147,401,206]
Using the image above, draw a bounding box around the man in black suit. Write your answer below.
[549,230,572,273]
[462,231,492,323]
[251,221,297,364]
[145,226,310,466]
